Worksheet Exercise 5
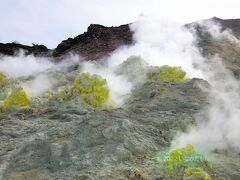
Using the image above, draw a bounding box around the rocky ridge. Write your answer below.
[0,24,133,60]
[1,17,240,66]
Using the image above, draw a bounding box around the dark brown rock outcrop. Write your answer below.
[53,24,133,60]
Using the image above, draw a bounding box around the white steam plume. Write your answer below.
[80,61,133,105]
[198,19,240,43]
[172,20,240,152]
[107,16,205,79]
[0,16,205,105]
[0,51,54,78]
[79,16,206,105]
[21,74,55,97]
[0,52,83,97]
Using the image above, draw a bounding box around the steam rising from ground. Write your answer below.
[0,52,81,96]
[173,58,240,152]
[0,52,53,77]
[0,17,204,104]
[81,16,205,104]
[1,17,240,152]
[22,74,55,97]
[107,16,204,78]
[80,62,133,105]
[172,20,240,153]
[198,19,240,43]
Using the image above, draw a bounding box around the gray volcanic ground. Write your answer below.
[1,17,240,180]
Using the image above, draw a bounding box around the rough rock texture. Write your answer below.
[53,24,133,60]
[1,75,239,179]
[187,17,240,76]
[0,78,209,180]
[207,17,240,37]
[0,43,49,57]
[188,17,240,38]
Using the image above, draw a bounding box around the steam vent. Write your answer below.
[1,2,240,179]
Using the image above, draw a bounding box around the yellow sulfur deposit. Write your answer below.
[147,65,186,82]
[4,88,31,107]
[73,72,110,107]
[58,85,75,101]
[157,145,213,179]
[0,72,7,87]
[0,72,7,82]
[166,145,197,169]
[184,167,211,180]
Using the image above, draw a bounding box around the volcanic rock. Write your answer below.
[0,42,49,57]
[53,24,134,60]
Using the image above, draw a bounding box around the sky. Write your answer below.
[1,0,240,48]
